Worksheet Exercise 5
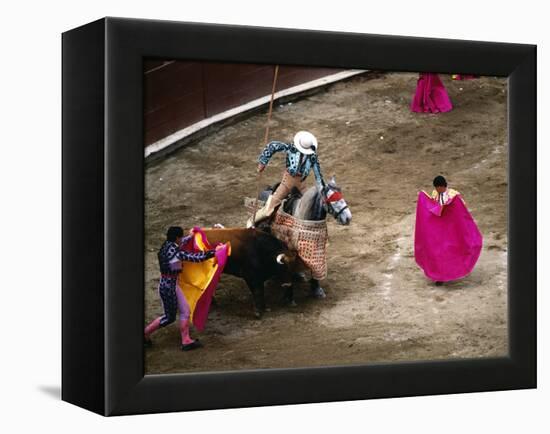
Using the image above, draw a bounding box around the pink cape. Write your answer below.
[411,73,453,113]
[414,192,482,282]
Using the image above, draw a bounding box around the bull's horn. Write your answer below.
[276,254,286,265]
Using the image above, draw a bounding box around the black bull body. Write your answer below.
[201,228,297,317]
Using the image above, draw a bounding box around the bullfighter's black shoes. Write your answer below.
[181,339,203,351]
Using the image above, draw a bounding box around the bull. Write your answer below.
[201,227,297,318]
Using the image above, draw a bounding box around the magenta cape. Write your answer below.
[411,73,453,113]
[414,192,482,282]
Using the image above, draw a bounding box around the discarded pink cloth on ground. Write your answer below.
[451,74,478,80]
[411,73,453,113]
[414,192,482,282]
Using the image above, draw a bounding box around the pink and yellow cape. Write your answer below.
[178,227,231,331]
[414,191,482,282]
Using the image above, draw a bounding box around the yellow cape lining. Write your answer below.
[177,234,220,325]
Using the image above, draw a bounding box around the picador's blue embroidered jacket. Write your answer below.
[158,237,215,276]
[258,141,324,188]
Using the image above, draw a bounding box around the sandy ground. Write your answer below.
[144,72,508,374]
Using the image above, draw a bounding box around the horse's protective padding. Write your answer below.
[271,204,328,280]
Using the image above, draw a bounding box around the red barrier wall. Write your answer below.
[144,60,342,145]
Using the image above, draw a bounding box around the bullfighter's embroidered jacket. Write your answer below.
[158,237,215,276]
[258,141,324,188]
[430,188,462,205]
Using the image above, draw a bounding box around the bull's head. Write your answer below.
[274,250,299,285]
[276,250,298,266]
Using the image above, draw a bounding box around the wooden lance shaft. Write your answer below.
[251,65,279,226]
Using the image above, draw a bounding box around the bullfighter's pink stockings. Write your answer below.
[179,320,195,345]
[144,317,161,339]
[145,277,195,342]
[144,317,195,345]
[176,288,195,344]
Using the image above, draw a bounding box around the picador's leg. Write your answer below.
[310,278,326,299]
[248,175,292,227]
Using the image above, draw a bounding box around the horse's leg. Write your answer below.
[310,278,326,299]
[281,282,297,306]
[292,271,308,282]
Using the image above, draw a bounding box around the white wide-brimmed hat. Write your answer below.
[293,131,318,155]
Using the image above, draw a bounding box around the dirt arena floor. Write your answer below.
[144,72,508,374]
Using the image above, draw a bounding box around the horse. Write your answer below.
[258,175,352,304]
[284,175,351,225]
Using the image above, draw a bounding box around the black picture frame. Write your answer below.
[62,17,536,416]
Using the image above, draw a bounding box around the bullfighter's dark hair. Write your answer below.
[433,175,447,187]
[166,226,184,242]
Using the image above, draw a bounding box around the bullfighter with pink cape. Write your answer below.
[144,226,230,351]
[414,176,482,283]
[411,73,453,113]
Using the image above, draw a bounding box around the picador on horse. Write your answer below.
[247,131,352,305]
